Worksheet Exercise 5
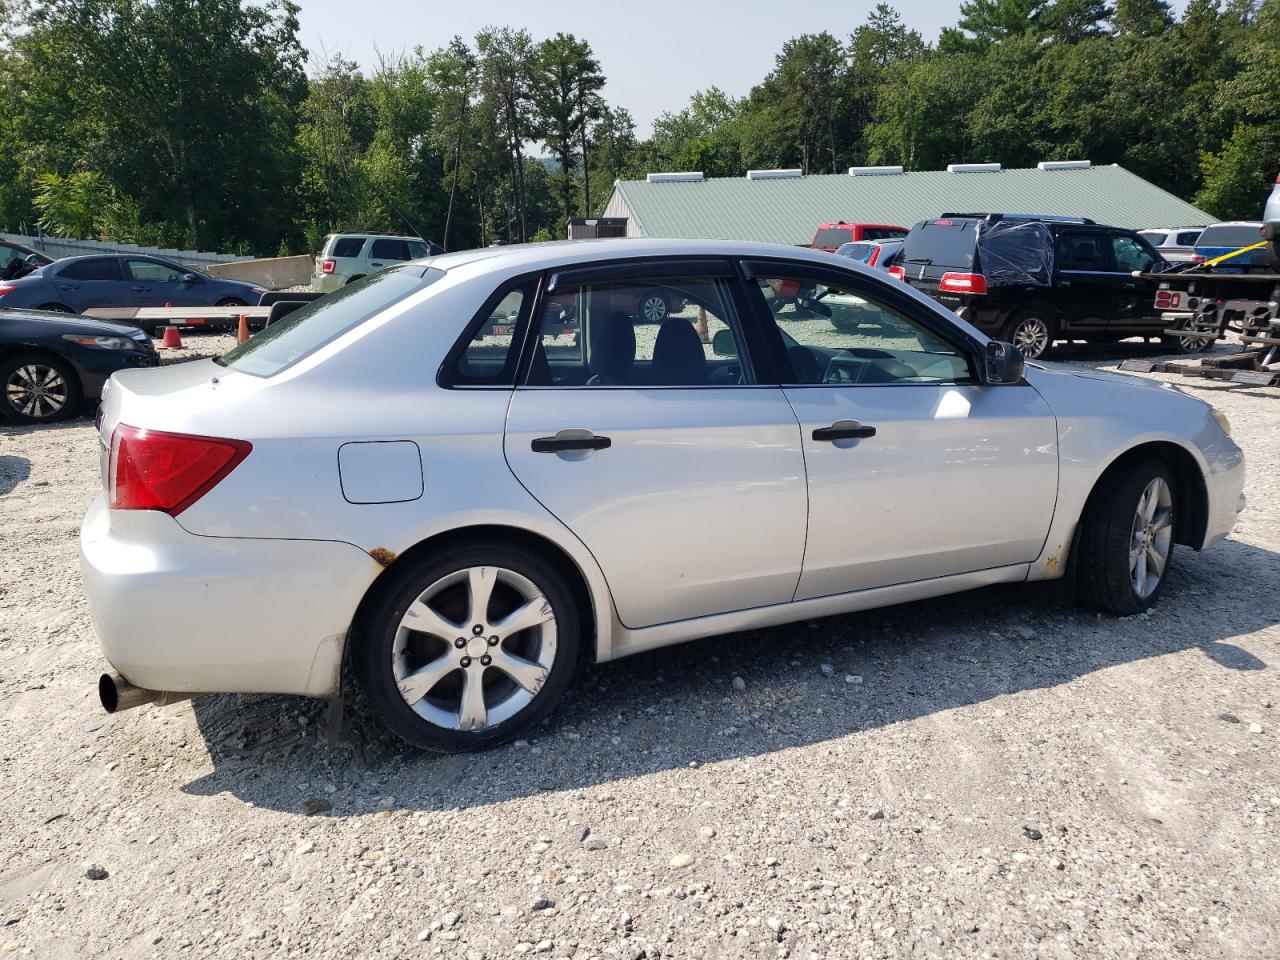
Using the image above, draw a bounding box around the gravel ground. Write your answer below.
[0,332,1277,960]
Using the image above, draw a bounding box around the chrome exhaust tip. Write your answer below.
[98,673,193,713]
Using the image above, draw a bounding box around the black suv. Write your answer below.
[899,214,1175,359]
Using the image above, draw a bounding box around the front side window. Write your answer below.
[753,274,972,385]
[1110,235,1158,273]
[58,258,120,281]
[127,259,185,281]
[218,267,440,377]
[525,277,746,388]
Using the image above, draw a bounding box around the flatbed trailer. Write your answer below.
[1119,226,1280,388]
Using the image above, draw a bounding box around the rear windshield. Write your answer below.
[1197,224,1261,248]
[216,266,442,377]
[1138,231,1167,245]
[861,226,907,241]
[835,242,875,262]
[901,220,978,270]
[813,228,854,249]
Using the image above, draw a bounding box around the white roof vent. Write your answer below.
[745,168,803,180]
[947,162,1002,173]
[645,171,704,183]
[848,165,904,176]
[1038,160,1092,171]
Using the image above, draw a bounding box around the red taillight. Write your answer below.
[938,272,987,294]
[867,247,881,267]
[0,283,14,297]
[1155,290,1182,310]
[887,265,906,281]
[109,424,251,516]
[321,259,336,274]
[1190,254,1206,263]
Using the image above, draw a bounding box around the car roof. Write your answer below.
[1202,220,1262,227]
[331,233,424,240]
[414,238,862,277]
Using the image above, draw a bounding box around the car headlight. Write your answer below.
[1211,407,1231,436]
[62,334,135,350]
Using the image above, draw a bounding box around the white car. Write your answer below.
[313,233,437,293]
[1138,227,1205,263]
[82,239,1246,752]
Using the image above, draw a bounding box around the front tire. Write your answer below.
[216,297,247,307]
[352,543,580,752]
[1003,309,1056,361]
[0,353,82,424]
[1076,459,1177,615]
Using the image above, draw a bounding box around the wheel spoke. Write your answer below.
[491,595,553,639]
[404,599,464,641]
[1134,550,1148,590]
[1151,505,1173,534]
[490,647,549,695]
[396,653,458,705]
[1144,485,1160,522]
[467,566,497,625]
[458,669,488,730]
[1147,543,1167,577]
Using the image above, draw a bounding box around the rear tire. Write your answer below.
[352,542,581,752]
[0,353,82,424]
[216,297,247,307]
[1159,315,1214,353]
[1075,459,1177,615]
[37,303,75,314]
[1003,308,1056,360]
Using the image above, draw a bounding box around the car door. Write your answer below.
[49,257,127,312]
[1052,230,1115,334]
[124,258,202,307]
[1106,233,1165,334]
[368,238,412,274]
[502,259,809,629]
[741,261,1058,599]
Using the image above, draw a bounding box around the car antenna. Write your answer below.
[385,198,445,256]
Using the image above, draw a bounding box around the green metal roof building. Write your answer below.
[599,163,1215,243]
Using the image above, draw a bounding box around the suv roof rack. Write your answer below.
[939,212,1096,225]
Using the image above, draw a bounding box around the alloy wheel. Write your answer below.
[1012,317,1050,358]
[641,295,668,323]
[1129,477,1173,598]
[5,363,70,420]
[392,566,557,732]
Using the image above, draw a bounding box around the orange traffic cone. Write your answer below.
[160,326,183,349]
[236,314,250,345]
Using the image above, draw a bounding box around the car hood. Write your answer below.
[1025,360,1179,394]
[0,306,146,336]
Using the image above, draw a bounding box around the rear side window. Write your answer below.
[1138,231,1167,245]
[446,281,535,386]
[1197,224,1261,248]
[407,240,429,259]
[59,258,120,281]
[1055,232,1110,271]
[217,267,440,377]
[331,237,365,258]
[813,228,854,249]
[370,238,412,261]
[901,221,977,271]
[1176,230,1202,246]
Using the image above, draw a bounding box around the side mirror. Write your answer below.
[180,273,199,284]
[984,340,1026,384]
[711,329,737,357]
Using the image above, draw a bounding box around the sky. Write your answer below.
[295,0,998,138]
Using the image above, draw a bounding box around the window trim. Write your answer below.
[437,271,542,389]
[514,257,770,391]
[736,258,984,388]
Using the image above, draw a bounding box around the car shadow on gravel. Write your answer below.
[0,454,31,495]
[180,533,1276,816]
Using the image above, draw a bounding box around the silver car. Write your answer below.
[81,239,1246,752]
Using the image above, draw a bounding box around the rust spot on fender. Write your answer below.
[369,547,398,568]
[1045,555,1059,571]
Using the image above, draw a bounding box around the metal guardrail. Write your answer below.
[1,232,250,268]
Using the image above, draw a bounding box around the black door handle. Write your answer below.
[813,422,876,442]
[531,434,611,453]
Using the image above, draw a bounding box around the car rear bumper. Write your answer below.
[79,493,381,698]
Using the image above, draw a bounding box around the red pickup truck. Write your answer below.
[810,222,908,253]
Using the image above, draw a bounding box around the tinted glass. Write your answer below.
[1110,234,1159,272]
[836,242,876,263]
[450,285,529,386]
[754,275,971,385]
[1176,230,1203,246]
[217,267,439,377]
[861,227,908,241]
[58,258,119,281]
[407,240,429,259]
[331,237,365,258]
[1138,231,1167,245]
[1197,224,1261,248]
[901,221,978,270]
[127,259,185,281]
[0,245,18,268]
[370,238,412,260]
[813,228,854,249]
[1055,232,1110,271]
[525,277,746,387]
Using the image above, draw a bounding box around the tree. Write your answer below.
[766,32,848,173]
[477,27,536,242]
[953,0,1047,44]
[427,38,479,250]
[530,32,604,226]
[1041,0,1113,41]
[1113,0,1174,35]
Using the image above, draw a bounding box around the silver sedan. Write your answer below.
[81,239,1246,751]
